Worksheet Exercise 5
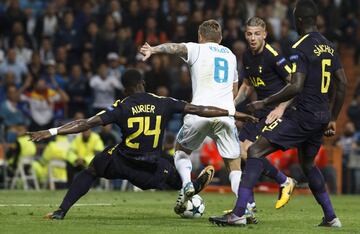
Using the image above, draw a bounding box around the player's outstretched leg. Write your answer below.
[44,169,96,220]
[193,165,215,194]
[304,164,341,227]
[261,158,297,209]
[209,211,247,226]
[275,177,297,209]
[174,150,195,214]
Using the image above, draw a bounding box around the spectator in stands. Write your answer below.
[0,72,17,102]
[0,84,30,129]
[13,34,32,64]
[106,52,124,81]
[122,0,142,35]
[222,17,244,49]
[172,65,192,102]
[89,63,123,114]
[6,125,36,176]
[36,134,71,189]
[348,94,360,132]
[3,0,26,35]
[34,3,58,40]
[42,59,67,90]
[99,15,118,60]
[39,37,55,64]
[115,26,137,65]
[81,52,95,79]
[27,51,44,82]
[54,10,81,64]
[21,78,68,131]
[83,21,103,67]
[66,64,90,117]
[336,121,357,193]
[144,55,171,93]
[0,49,28,86]
[66,112,104,185]
[135,16,168,46]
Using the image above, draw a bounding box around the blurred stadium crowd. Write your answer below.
[0,0,359,194]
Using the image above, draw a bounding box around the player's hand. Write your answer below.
[324,121,336,137]
[265,106,285,124]
[26,130,52,142]
[235,112,259,123]
[246,100,265,112]
[139,42,153,61]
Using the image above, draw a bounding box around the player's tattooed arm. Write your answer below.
[234,79,252,105]
[184,104,258,123]
[140,42,188,61]
[26,115,104,142]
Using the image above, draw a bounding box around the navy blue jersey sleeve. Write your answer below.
[164,97,186,114]
[289,51,308,75]
[98,102,124,125]
[272,55,292,79]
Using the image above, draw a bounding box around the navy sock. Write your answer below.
[233,158,264,217]
[307,166,336,221]
[248,190,255,204]
[59,169,96,213]
[262,158,287,184]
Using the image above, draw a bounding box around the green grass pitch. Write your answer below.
[0,190,359,234]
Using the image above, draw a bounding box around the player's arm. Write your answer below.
[140,42,187,61]
[265,73,293,124]
[247,72,305,112]
[26,115,104,142]
[324,68,347,137]
[234,79,253,105]
[184,103,258,123]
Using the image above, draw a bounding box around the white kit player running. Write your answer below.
[140,20,244,214]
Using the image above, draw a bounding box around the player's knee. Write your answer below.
[247,145,262,159]
[86,164,98,177]
[301,160,315,175]
[174,150,190,160]
[175,143,192,155]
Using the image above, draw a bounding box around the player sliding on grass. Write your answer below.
[209,0,347,227]
[27,69,258,220]
[140,19,294,218]
[234,16,297,211]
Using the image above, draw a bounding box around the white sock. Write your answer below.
[229,170,242,197]
[280,177,290,187]
[174,150,192,187]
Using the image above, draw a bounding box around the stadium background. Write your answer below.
[0,0,359,195]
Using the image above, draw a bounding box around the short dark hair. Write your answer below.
[122,69,143,89]
[198,19,222,42]
[294,0,318,25]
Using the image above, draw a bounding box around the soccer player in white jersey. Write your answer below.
[140,20,244,214]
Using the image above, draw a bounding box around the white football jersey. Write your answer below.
[182,42,238,113]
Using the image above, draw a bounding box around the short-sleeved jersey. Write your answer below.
[243,43,291,118]
[290,32,342,123]
[98,92,186,161]
[182,42,237,114]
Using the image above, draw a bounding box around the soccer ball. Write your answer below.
[180,195,205,218]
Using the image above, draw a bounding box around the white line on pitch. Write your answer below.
[0,203,112,207]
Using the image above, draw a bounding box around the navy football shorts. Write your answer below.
[261,111,328,158]
[89,145,182,190]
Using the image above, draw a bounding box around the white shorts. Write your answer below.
[176,115,240,159]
